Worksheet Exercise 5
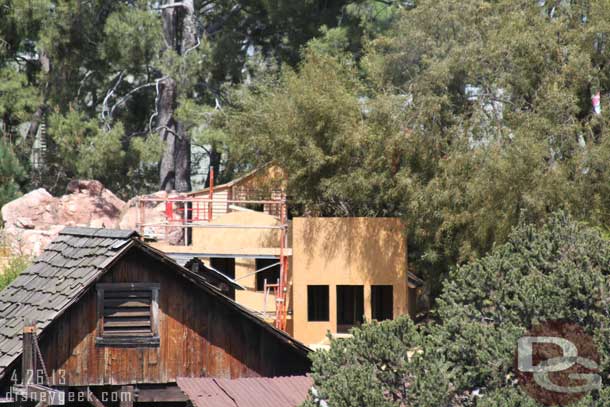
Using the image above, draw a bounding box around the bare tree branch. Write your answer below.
[101,71,124,125]
[76,71,93,100]
[159,2,187,10]
[192,141,210,155]
[148,76,169,133]
[110,82,157,117]
[155,125,178,136]
[184,35,201,56]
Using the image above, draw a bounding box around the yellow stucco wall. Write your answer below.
[151,214,409,346]
[291,217,408,346]
[191,211,284,253]
[191,211,290,322]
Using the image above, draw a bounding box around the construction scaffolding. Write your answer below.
[134,169,290,331]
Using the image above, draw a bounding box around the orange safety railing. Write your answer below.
[134,168,290,332]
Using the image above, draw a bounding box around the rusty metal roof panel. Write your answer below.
[176,376,313,407]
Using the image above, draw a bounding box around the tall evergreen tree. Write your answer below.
[0,139,25,208]
[0,0,357,197]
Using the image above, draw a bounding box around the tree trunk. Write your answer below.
[158,77,178,191]
[158,0,196,192]
[26,50,50,144]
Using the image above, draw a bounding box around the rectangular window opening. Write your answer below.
[96,283,160,347]
[255,258,280,291]
[371,285,393,321]
[336,285,364,333]
[307,285,329,322]
[210,257,236,279]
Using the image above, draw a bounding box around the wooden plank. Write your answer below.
[103,309,150,318]
[103,291,152,299]
[21,322,36,385]
[103,299,151,308]
[96,288,104,341]
[96,283,160,290]
[103,319,151,328]
[102,328,153,336]
[96,336,159,347]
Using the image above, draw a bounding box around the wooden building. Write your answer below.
[0,227,310,405]
[187,163,287,218]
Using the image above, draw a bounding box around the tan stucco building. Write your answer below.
[152,212,419,346]
[148,165,421,346]
[291,217,409,345]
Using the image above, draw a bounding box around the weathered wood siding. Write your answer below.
[38,247,309,386]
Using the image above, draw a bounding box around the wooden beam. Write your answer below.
[21,322,36,385]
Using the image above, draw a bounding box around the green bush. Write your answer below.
[0,256,30,290]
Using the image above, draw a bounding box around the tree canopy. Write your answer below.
[0,0,372,197]
[223,0,610,296]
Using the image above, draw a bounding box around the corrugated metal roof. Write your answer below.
[177,376,313,407]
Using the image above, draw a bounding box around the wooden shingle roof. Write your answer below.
[0,227,137,377]
[0,227,310,380]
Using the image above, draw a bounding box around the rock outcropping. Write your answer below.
[1,181,189,256]
[1,181,126,256]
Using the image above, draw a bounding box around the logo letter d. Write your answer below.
[518,336,578,373]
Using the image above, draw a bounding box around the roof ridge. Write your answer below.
[59,227,138,239]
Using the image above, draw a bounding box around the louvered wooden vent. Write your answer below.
[96,283,160,347]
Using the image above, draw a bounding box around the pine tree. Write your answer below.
[0,139,25,208]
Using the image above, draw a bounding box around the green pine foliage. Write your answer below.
[305,213,610,406]
[0,139,25,208]
[0,0,357,198]
[46,111,127,193]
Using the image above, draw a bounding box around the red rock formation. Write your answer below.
[1,180,190,256]
[1,181,126,256]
